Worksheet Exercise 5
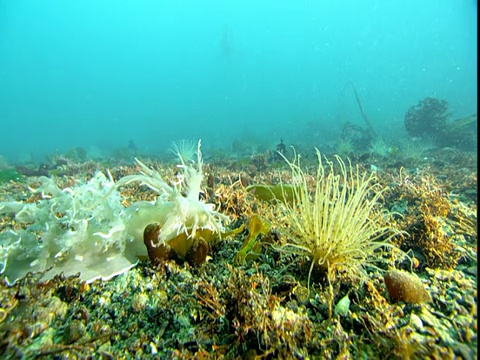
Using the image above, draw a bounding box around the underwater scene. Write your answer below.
[0,1,477,359]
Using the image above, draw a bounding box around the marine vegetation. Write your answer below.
[404,97,449,140]
[404,96,477,149]
[233,214,270,265]
[0,140,230,284]
[340,122,373,151]
[277,149,402,315]
[386,168,477,269]
[344,81,378,137]
[245,183,296,204]
[0,168,23,184]
[0,140,477,359]
[369,136,393,158]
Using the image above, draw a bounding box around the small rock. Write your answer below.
[410,313,423,331]
[34,296,68,325]
[453,342,475,360]
[384,269,431,304]
[463,265,477,277]
[63,319,86,344]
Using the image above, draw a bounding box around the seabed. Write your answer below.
[0,144,477,359]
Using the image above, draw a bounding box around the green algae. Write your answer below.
[0,168,23,184]
[246,183,296,204]
[234,215,270,266]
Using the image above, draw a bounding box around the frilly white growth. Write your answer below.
[0,172,133,285]
[171,139,197,164]
[0,140,228,285]
[120,139,229,247]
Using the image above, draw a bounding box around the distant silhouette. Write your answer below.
[128,139,137,151]
[343,82,377,137]
[220,24,235,61]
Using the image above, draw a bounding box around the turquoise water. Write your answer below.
[0,0,476,162]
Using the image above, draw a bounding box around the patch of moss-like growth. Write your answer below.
[0,168,23,183]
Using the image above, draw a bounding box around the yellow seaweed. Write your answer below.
[234,215,271,266]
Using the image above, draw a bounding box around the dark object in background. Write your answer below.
[276,139,286,154]
[341,122,373,150]
[128,139,137,151]
[15,164,49,177]
[270,139,287,162]
[444,113,477,150]
[346,82,378,137]
[404,97,477,150]
[404,97,449,139]
[14,156,71,178]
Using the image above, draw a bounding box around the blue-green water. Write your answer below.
[0,0,476,162]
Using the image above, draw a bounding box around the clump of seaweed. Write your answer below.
[404,97,477,149]
[387,169,475,269]
[404,97,449,140]
[233,214,269,266]
[276,149,402,315]
[225,266,312,357]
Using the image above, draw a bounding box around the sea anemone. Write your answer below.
[171,139,197,164]
[278,149,401,314]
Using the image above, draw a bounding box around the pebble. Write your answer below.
[63,319,86,344]
[410,313,423,331]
